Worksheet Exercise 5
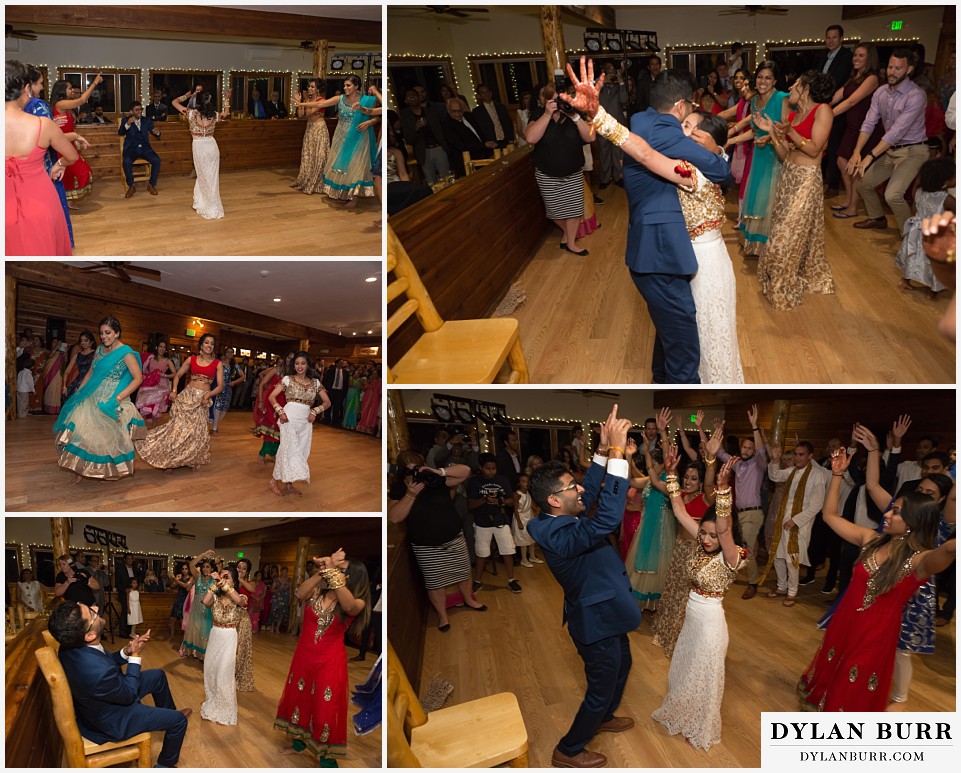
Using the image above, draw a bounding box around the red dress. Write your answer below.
[357,377,380,434]
[798,554,925,711]
[274,598,352,758]
[6,123,72,255]
[52,109,92,201]
[253,372,286,444]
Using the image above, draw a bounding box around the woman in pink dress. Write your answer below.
[6,60,78,255]
[50,77,99,205]
[136,340,178,427]
[357,366,381,435]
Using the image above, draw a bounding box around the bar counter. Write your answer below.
[388,146,551,365]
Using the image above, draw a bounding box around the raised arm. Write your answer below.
[625,437,650,490]
[853,424,894,511]
[913,538,956,581]
[54,74,103,111]
[713,458,742,568]
[664,444,700,538]
[824,449,878,547]
[674,415,698,462]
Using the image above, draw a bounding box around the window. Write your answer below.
[667,43,757,86]
[469,55,549,108]
[386,57,456,108]
[230,72,290,115]
[150,71,223,112]
[57,68,141,113]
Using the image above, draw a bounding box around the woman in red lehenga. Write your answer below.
[274,549,370,764]
[253,352,294,463]
[50,78,99,205]
[356,366,381,435]
[798,446,956,712]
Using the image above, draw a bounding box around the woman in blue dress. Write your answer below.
[320,75,378,206]
[23,64,80,248]
[732,61,788,257]
[211,346,245,434]
[62,330,96,399]
[53,316,146,482]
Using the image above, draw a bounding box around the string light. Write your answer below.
[7,542,192,575]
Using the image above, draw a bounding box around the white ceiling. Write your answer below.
[213,4,383,22]
[63,260,382,338]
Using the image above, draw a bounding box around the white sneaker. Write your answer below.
[520,560,533,568]
[530,556,544,564]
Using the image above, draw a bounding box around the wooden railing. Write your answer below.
[386,521,428,692]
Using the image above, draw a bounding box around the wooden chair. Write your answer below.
[34,646,151,767]
[461,150,498,176]
[118,135,151,193]
[387,640,529,767]
[41,628,60,651]
[387,225,530,384]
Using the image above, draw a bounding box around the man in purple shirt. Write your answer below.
[849,48,927,231]
[715,404,768,599]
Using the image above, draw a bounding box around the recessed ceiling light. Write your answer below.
[273,297,281,302]
[352,331,356,335]
[223,527,229,531]
[367,330,373,334]
[365,276,377,282]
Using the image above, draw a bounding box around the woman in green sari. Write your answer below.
[53,316,146,482]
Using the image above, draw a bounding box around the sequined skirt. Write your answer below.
[136,386,211,469]
[55,395,146,480]
[291,119,331,194]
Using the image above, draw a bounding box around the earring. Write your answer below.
[905,528,911,534]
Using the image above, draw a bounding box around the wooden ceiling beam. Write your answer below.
[5,5,380,46]
[213,518,380,547]
[6,262,377,347]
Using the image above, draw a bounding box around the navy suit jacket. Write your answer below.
[58,645,145,743]
[118,117,158,155]
[527,461,641,645]
[623,108,731,276]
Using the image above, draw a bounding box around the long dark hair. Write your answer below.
[342,559,371,638]
[50,79,73,108]
[99,316,122,335]
[197,333,217,353]
[78,330,96,349]
[862,492,942,596]
[6,60,29,102]
[194,90,216,120]
[152,338,169,358]
[281,350,297,376]
[291,350,320,380]
[344,74,362,91]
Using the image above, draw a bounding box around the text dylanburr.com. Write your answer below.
[762,713,957,768]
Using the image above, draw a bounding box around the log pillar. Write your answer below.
[290,536,310,631]
[386,390,410,463]
[539,6,568,80]
[769,400,791,448]
[313,40,329,80]
[51,517,70,561]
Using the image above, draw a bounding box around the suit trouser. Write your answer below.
[804,512,829,578]
[857,144,928,230]
[123,148,161,187]
[421,145,450,185]
[599,140,622,184]
[737,508,764,584]
[558,632,631,755]
[325,387,347,424]
[630,271,700,384]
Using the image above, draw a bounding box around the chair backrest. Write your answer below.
[386,640,427,766]
[42,628,60,651]
[386,639,428,732]
[34,646,87,767]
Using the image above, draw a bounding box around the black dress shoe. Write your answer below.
[853,217,887,230]
[438,623,451,632]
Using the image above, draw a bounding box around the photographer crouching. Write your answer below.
[387,450,488,632]
[55,553,99,607]
[525,79,597,256]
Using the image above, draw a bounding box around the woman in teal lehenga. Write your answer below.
[53,316,146,482]
[737,61,789,257]
[321,74,378,205]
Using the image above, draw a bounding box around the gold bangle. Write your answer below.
[665,474,681,498]
[608,446,625,455]
[705,456,717,465]
[799,138,807,149]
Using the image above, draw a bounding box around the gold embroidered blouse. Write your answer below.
[282,376,323,406]
[688,545,747,598]
[857,545,920,611]
[676,161,726,239]
[211,594,247,626]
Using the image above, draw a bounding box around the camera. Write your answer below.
[388,464,445,488]
[68,560,91,580]
[554,72,576,113]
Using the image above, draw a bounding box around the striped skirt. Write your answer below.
[535,168,585,220]
[411,533,472,589]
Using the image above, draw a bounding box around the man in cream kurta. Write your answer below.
[764,442,830,603]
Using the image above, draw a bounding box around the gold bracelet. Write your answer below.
[665,474,681,498]
[799,138,807,149]
[705,456,716,465]
[590,105,630,147]
[320,568,346,590]
[608,446,625,455]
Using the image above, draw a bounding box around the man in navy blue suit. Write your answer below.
[622,70,731,383]
[119,101,162,198]
[528,405,639,768]
[48,601,190,768]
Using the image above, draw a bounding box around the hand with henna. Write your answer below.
[559,56,604,120]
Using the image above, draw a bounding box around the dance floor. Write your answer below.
[507,185,955,384]
[68,167,381,257]
[111,627,381,767]
[4,412,381,512]
[418,556,956,767]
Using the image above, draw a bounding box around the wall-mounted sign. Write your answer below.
[185,329,196,337]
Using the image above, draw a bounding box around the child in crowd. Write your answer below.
[127,578,143,637]
[895,158,955,299]
[513,473,543,567]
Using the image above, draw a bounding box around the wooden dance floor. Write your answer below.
[4,412,381,512]
[114,628,380,767]
[68,167,381,257]
[508,186,955,384]
[419,558,956,767]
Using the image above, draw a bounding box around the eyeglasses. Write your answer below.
[551,481,579,496]
[85,606,100,633]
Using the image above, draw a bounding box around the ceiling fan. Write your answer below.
[6,24,38,41]
[154,522,197,540]
[424,6,490,18]
[719,5,789,15]
[555,389,622,399]
[79,262,162,283]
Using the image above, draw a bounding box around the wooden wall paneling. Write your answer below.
[5,6,380,46]
[386,521,427,692]
[5,619,64,768]
[387,147,552,364]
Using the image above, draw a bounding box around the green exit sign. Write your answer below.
[689,414,697,423]
[185,329,196,337]
[891,20,903,30]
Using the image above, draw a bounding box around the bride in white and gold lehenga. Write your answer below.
[171,88,232,219]
[201,565,248,726]
[266,352,331,497]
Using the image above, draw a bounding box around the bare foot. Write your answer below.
[192,466,201,474]
[898,278,913,291]
[926,288,940,300]
[164,468,174,476]
[278,746,303,756]
[345,197,358,209]
[269,479,284,497]
[258,456,266,465]
[70,475,83,485]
